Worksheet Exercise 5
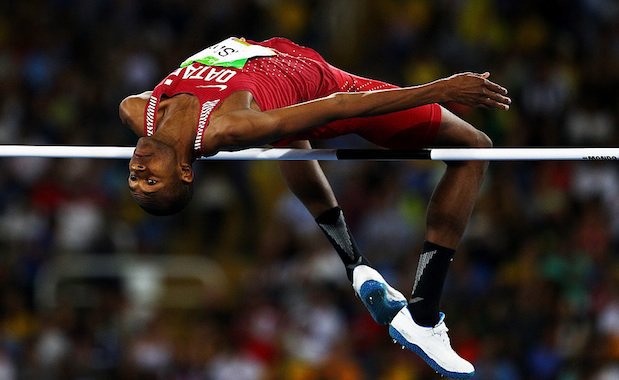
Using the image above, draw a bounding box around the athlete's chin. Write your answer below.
[134,137,170,158]
[132,150,152,158]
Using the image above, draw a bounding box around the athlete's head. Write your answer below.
[128,137,194,216]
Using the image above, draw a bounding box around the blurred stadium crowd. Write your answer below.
[1,0,619,379]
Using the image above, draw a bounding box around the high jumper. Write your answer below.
[118,36,511,379]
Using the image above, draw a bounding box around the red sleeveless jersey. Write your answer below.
[144,38,342,154]
[144,37,442,153]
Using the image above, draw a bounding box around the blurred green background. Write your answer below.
[0,0,618,379]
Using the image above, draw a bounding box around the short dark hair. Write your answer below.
[133,180,194,216]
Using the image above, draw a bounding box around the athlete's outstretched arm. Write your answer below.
[205,72,510,153]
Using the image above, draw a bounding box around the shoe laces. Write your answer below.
[432,321,450,344]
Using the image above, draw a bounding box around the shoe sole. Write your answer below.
[389,326,475,379]
[358,280,407,325]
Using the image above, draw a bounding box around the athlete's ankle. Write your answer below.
[315,206,369,282]
[408,241,454,327]
[407,303,440,327]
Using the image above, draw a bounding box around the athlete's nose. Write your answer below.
[130,163,145,171]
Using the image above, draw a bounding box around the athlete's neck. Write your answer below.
[154,94,201,163]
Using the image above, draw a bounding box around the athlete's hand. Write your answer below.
[440,72,511,110]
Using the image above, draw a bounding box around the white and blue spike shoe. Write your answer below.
[352,265,408,325]
[389,307,475,379]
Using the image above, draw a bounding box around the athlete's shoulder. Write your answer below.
[119,92,152,136]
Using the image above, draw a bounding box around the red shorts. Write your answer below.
[276,68,442,149]
[257,38,442,149]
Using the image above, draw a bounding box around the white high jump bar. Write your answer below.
[0,145,618,161]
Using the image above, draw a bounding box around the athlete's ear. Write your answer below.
[180,163,194,184]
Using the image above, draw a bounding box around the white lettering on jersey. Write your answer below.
[181,65,237,83]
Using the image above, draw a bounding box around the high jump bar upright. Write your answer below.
[0,145,618,161]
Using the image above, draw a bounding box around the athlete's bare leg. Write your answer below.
[278,140,338,217]
[408,106,491,327]
[384,107,485,379]
[280,141,408,324]
[279,140,374,283]
[425,107,491,248]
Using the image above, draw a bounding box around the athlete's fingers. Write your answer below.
[446,72,511,109]
[481,95,510,110]
[486,90,511,108]
[477,84,509,105]
[484,78,508,95]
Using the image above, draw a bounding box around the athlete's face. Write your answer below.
[128,137,180,202]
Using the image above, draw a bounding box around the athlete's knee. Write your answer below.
[469,128,493,149]
[443,123,492,175]
[435,107,493,149]
[459,128,491,169]
[448,118,492,149]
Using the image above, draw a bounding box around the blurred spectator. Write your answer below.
[0,0,618,378]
